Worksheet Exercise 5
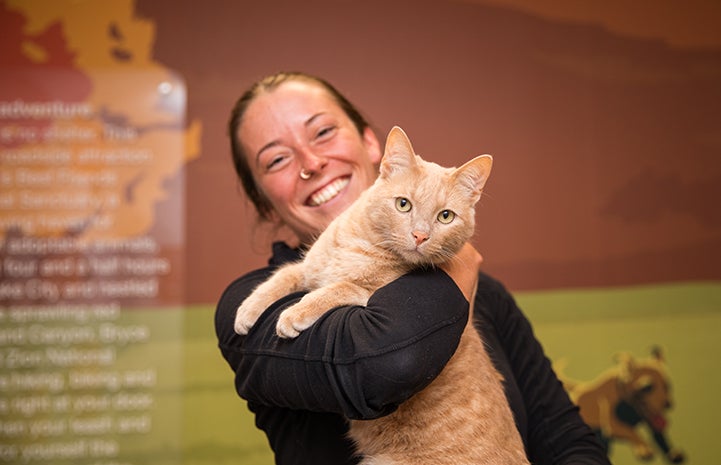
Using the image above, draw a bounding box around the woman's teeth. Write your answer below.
[309,177,349,206]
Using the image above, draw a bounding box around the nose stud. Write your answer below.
[299,169,312,180]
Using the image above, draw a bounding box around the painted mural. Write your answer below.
[1,1,719,464]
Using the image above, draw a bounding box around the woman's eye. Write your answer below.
[437,210,455,224]
[265,153,289,172]
[316,125,336,140]
[395,197,412,212]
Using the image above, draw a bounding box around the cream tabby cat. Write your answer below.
[235,126,529,465]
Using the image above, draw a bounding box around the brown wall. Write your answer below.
[135,0,721,303]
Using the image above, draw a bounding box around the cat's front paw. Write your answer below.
[276,307,303,338]
[276,301,319,339]
[234,300,262,335]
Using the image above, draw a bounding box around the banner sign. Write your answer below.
[0,67,186,465]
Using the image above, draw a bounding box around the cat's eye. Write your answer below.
[395,197,412,212]
[437,210,455,224]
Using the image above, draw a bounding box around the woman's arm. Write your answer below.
[476,274,611,465]
[215,266,470,420]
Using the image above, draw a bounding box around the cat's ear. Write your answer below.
[453,155,493,201]
[379,126,418,179]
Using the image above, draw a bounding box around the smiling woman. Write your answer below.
[228,72,381,245]
[216,71,611,465]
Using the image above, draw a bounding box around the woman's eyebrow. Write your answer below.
[255,139,281,165]
[305,112,326,127]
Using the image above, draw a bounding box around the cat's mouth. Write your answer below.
[306,176,350,207]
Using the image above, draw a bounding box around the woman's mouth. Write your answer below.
[307,177,350,206]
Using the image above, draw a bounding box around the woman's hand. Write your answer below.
[440,242,483,302]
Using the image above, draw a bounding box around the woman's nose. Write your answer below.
[298,147,328,172]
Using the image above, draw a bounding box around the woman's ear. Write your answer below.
[362,126,382,164]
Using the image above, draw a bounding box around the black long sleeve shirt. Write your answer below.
[215,242,611,465]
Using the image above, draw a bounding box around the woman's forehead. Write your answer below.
[240,82,344,143]
[257,81,338,114]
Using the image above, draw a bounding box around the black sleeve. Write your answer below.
[215,266,469,420]
[475,273,612,465]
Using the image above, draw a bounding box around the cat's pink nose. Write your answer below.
[413,231,429,246]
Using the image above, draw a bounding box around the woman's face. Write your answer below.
[238,80,382,244]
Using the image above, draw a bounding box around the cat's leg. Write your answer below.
[276,281,371,338]
[235,263,306,335]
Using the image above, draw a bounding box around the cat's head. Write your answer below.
[367,126,492,266]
